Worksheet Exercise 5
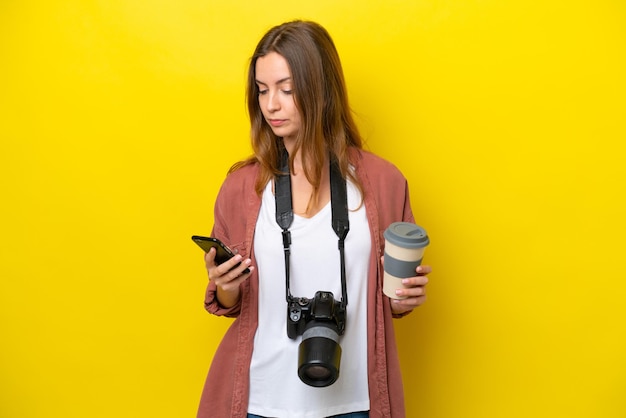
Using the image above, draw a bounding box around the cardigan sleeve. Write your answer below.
[391,178,418,319]
[357,150,419,319]
[203,173,244,318]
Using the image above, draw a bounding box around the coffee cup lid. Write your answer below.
[384,222,429,249]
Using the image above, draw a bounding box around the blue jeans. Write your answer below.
[247,413,369,418]
[248,411,370,418]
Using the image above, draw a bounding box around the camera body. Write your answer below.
[287,291,346,339]
[286,290,346,387]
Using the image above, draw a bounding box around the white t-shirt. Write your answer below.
[248,179,371,418]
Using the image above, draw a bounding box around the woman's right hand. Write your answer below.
[205,247,254,308]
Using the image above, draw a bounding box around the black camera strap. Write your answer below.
[275,148,350,308]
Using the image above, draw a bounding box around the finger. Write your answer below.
[218,265,254,292]
[395,284,426,299]
[230,258,253,278]
[204,247,217,267]
[214,254,246,276]
[416,265,432,275]
[393,295,427,308]
[401,276,429,287]
[213,255,253,283]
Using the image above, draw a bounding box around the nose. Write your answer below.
[266,91,280,112]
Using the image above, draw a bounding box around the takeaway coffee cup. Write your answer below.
[383,222,430,299]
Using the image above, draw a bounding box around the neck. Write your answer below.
[279,141,331,217]
[281,137,297,171]
[282,137,297,156]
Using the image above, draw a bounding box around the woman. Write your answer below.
[198,20,431,418]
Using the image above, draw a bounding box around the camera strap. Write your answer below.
[275,147,350,308]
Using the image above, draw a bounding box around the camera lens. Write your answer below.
[297,324,341,387]
[303,365,332,380]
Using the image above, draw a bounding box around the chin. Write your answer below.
[273,129,297,139]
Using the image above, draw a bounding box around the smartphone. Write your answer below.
[191,235,250,274]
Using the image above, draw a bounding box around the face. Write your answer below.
[255,52,302,142]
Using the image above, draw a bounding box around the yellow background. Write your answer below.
[1,1,625,417]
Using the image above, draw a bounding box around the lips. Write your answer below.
[269,119,286,127]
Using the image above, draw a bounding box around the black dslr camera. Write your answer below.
[287,291,346,387]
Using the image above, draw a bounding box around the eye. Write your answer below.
[258,89,268,96]
[282,89,293,95]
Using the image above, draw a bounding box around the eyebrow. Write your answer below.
[255,77,292,86]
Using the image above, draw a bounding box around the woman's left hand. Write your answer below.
[383,258,432,315]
